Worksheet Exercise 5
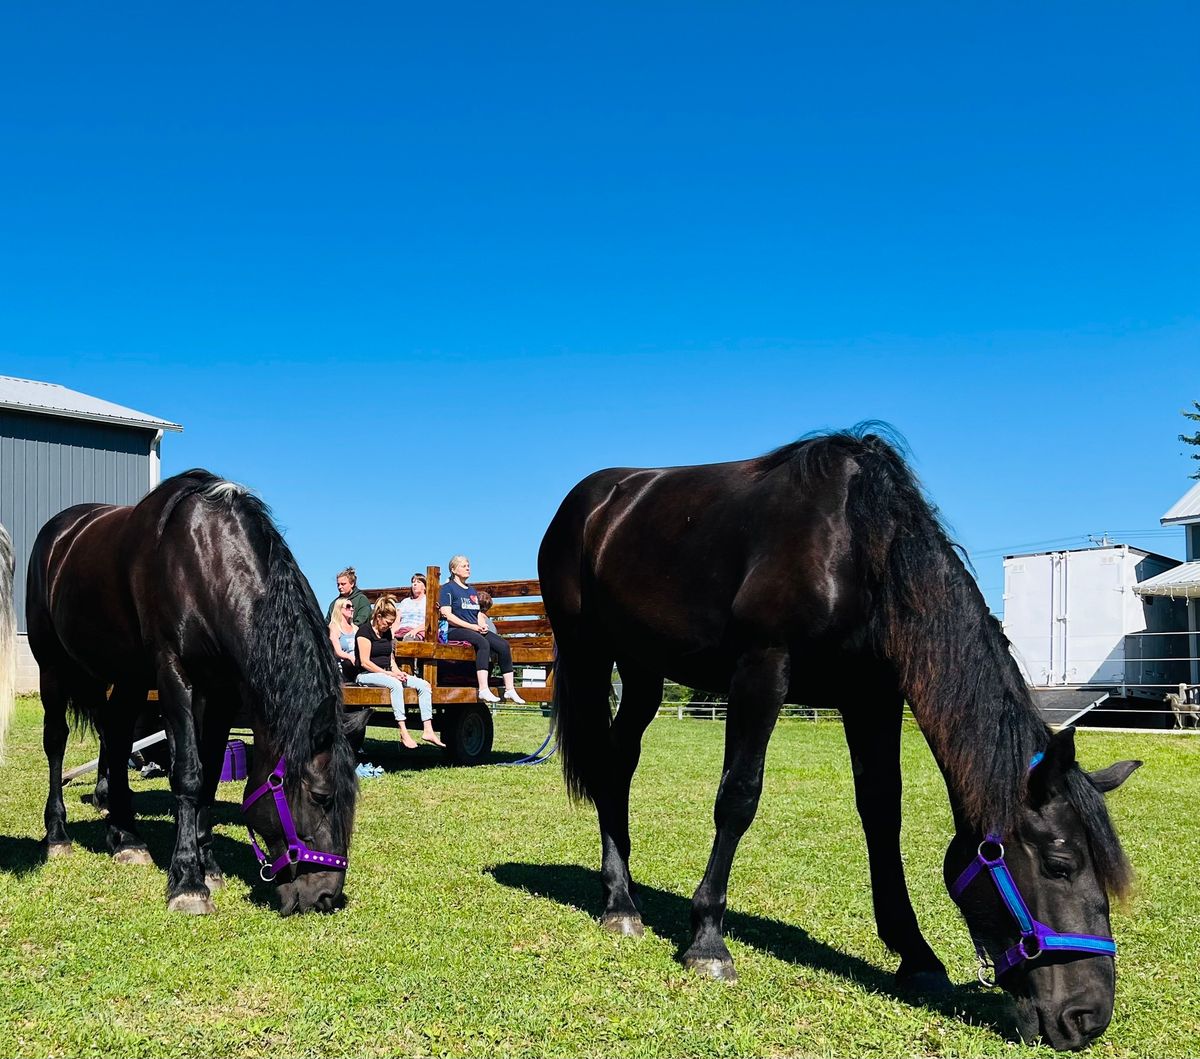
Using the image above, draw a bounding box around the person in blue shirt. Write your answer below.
[438,555,525,704]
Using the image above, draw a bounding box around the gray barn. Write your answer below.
[0,375,181,690]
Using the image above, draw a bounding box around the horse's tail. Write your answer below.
[0,521,16,761]
[540,478,616,805]
[547,637,615,804]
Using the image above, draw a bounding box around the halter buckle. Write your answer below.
[259,862,276,882]
[976,951,996,987]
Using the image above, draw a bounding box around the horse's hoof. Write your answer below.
[167,891,215,915]
[113,847,154,866]
[204,873,226,891]
[682,955,738,982]
[897,968,953,995]
[600,913,644,937]
[45,841,73,859]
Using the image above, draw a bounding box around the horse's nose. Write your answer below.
[1052,1006,1108,1051]
[1068,1006,1108,1043]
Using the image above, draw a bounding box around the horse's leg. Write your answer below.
[40,667,73,857]
[157,654,213,914]
[842,701,950,991]
[104,686,153,865]
[92,726,111,817]
[682,646,788,981]
[194,686,233,892]
[596,661,664,935]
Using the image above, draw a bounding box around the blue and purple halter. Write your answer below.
[243,756,348,882]
[948,751,1117,984]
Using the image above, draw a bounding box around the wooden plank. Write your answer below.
[489,618,552,635]
[510,646,556,664]
[342,684,425,706]
[425,565,441,644]
[392,641,442,660]
[487,601,547,618]
[503,634,554,649]
[469,579,540,598]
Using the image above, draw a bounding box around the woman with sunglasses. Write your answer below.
[329,599,360,682]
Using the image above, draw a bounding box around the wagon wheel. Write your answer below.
[444,703,495,766]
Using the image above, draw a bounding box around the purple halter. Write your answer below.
[242,756,348,882]
[949,751,1117,984]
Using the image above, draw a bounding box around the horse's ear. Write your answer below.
[342,708,371,736]
[1028,727,1076,803]
[1089,759,1142,793]
[308,695,339,752]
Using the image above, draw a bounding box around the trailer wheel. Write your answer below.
[444,703,494,766]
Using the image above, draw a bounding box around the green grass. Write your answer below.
[1,694,1197,1058]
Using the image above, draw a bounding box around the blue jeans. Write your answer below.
[356,672,433,723]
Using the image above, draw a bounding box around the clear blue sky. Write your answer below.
[2,3,1196,614]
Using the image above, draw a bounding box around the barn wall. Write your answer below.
[0,408,153,636]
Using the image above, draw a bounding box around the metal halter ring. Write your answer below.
[977,839,1004,864]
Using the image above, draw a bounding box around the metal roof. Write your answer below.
[1161,481,1200,526]
[1004,543,1174,565]
[1132,560,1200,598]
[0,375,182,433]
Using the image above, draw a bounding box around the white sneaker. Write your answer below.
[478,689,501,704]
[503,689,526,705]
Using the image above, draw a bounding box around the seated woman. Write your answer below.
[328,598,359,682]
[438,555,525,705]
[355,595,445,749]
[392,573,428,641]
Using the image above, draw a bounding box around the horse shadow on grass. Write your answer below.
[488,861,1015,1040]
[0,800,279,911]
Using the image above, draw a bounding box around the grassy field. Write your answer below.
[1,694,1197,1059]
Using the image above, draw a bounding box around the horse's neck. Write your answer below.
[891,558,1045,832]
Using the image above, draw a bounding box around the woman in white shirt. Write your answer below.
[393,573,428,641]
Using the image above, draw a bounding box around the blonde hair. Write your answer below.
[448,555,469,579]
[329,598,355,635]
[372,595,398,629]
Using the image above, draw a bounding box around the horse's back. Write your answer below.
[27,501,147,679]
[541,451,864,677]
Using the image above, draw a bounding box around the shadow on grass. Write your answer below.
[360,738,532,771]
[489,861,1014,1040]
[0,813,279,911]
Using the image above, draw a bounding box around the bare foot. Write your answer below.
[422,733,446,748]
[399,732,419,749]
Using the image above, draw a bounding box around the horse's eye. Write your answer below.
[310,787,334,808]
[1044,858,1074,879]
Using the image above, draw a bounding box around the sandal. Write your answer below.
[422,734,447,748]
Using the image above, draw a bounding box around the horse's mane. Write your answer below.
[770,429,1131,896]
[155,471,354,841]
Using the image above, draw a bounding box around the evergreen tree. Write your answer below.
[1182,401,1200,480]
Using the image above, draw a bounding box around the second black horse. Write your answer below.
[539,430,1139,1051]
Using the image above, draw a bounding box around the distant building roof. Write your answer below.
[0,375,182,433]
[1003,543,1175,565]
[1133,560,1200,598]
[1162,481,1200,526]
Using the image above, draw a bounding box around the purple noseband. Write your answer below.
[242,756,348,882]
[949,752,1116,983]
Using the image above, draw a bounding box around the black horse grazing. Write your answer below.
[539,431,1140,1052]
[26,470,358,916]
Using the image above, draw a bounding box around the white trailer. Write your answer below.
[1003,545,1188,695]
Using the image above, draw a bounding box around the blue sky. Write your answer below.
[2,3,1196,613]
